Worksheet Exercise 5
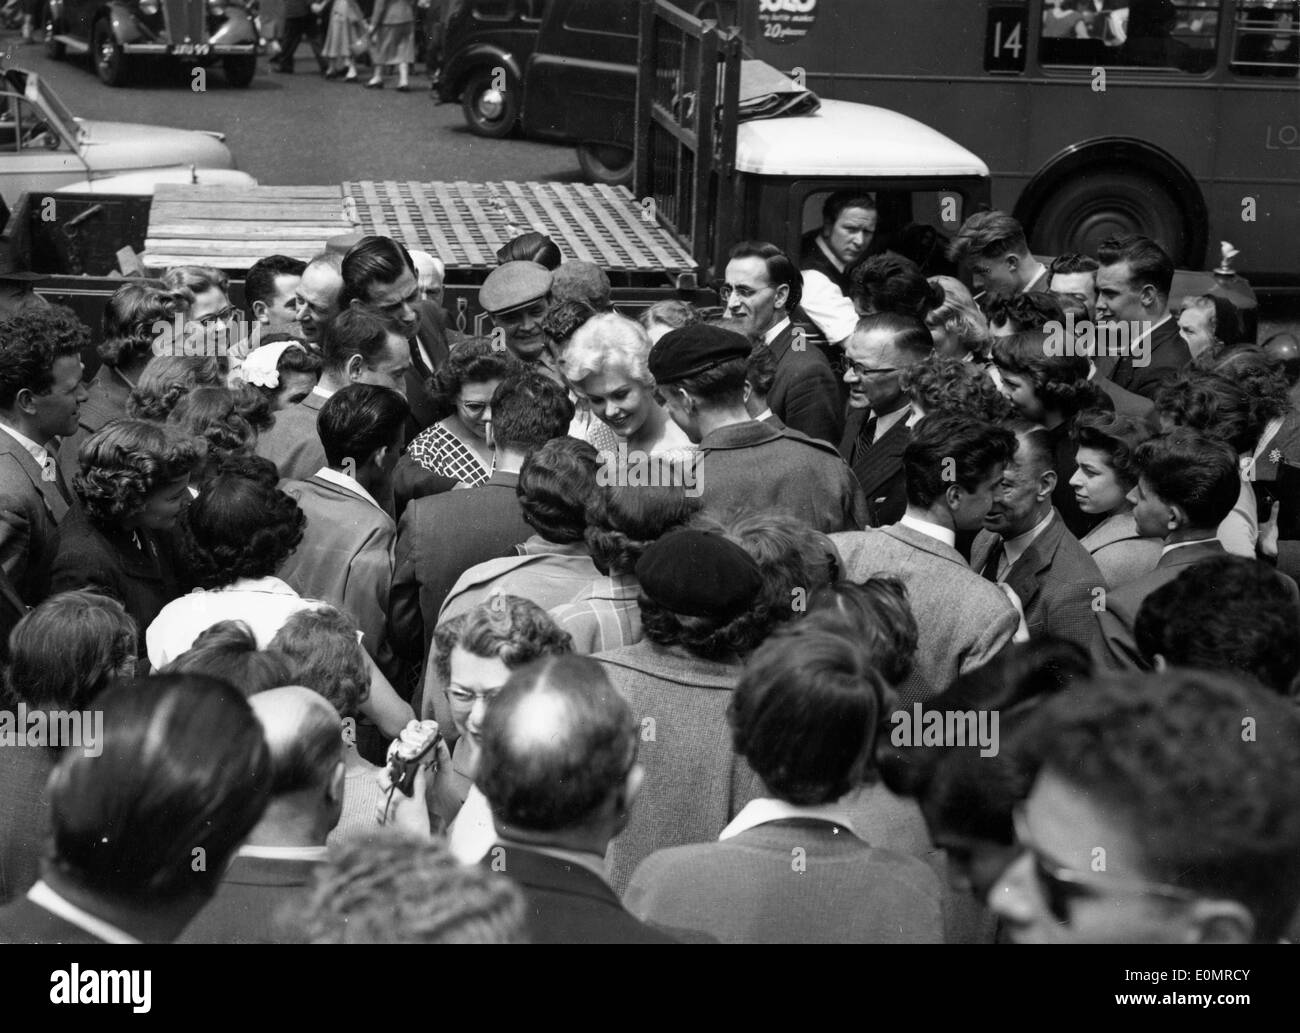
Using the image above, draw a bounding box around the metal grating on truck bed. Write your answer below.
[343,181,698,276]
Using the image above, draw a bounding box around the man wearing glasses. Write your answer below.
[991,670,1300,943]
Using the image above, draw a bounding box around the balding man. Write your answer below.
[181,686,345,944]
[476,655,679,944]
[838,312,934,526]
[968,422,1105,652]
[293,252,344,348]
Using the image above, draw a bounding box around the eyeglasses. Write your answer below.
[837,357,898,379]
[446,685,503,707]
[195,306,234,327]
[1012,807,1198,924]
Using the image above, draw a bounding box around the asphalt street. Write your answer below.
[0,31,585,186]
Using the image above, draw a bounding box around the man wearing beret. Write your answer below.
[478,261,562,384]
[649,325,868,533]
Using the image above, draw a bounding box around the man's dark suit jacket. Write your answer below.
[0,430,70,606]
[1094,373,1154,422]
[839,407,909,527]
[763,320,843,445]
[0,896,107,944]
[1109,316,1191,401]
[484,844,676,945]
[389,470,531,671]
[970,509,1107,653]
[405,300,454,439]
[0,743,54,906]
[178,854,322,943]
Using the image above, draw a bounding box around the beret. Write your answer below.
[647,324,752,384]
[479,261,553,315]
[635,528,763,619]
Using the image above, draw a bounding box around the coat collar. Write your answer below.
[983,510,1068,609]
[596,639,739,688]
[1080,510,1144,551]
[878,522,972,568]
[0,430,68,521]
[485,844,621,907]
[699,419,782,452]
[1156,538,1225,568]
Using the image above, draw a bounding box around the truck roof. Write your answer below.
[735,99,990,179]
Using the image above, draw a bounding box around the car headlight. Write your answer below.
[140,0,159,13]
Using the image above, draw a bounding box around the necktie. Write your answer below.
[980,538,1005,583]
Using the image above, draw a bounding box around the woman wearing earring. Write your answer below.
[366,0,416,90]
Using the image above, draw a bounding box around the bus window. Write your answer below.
[1232,1,1300,75]
[1038,0,1219,73]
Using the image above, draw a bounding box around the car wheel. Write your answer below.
[461,67,519,139]
[1026,169,1193,267]
[224,56,257,88]
[43,5,65,60]
[576,143,634,187]
[92,19,131,87]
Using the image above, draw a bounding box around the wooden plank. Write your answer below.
[150,202,349,221]
[147,223,348,240]
[154,184,341,200]
[142,239,324,256]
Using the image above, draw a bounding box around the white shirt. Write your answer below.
[146,576,318,669]
[763,316,792,346]
[871,403,911,445]
[0,422,52,470]
[448,783,496,864]
[899,511,956,549]
[314,465,383,512]
[236,844,329,862]
[27,881,140,945]
[309,384,336,403]
[800,238,859,345]
[720,796,864,841]
[1161,536,1219,558]
[996,509,1056,579]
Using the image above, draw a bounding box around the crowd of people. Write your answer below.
[1,198,1299,946]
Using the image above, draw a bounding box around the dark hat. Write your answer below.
[479,261,552,316]
[648,324,751,384]
[635,528,763,619]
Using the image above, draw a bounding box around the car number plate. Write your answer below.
[173,43,210,56]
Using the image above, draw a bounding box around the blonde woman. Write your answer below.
[925,275,991,362]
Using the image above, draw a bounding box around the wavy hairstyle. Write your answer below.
[562,312,655,388]
[584,483,698,576]
[99,284,186,368]
[167,387,258,471]
[126,355,224,422]
[925,275,991,357]
[429,337,516,416]
[74,420,200,526]
[179,470,306,588]
[902,353,1011,423]
[990,330,1107,421]
[432,595,573,689]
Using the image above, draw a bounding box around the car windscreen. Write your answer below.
[26,74,78,142]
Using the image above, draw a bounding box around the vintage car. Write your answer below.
[0,64,255,210]
[43,0,260,87]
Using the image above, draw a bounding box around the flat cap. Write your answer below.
[479,261,552,315]
[635,528,763,619]
[648,324,751,384]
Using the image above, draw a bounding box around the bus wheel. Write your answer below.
[1026,170,1192,266]
[576,143,634,187]
[461,68,519,138]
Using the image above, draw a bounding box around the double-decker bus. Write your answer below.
[736,0,1299,290]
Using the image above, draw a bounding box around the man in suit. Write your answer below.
[1096,234,1190,400]
[256,308,413,483]
[0,674,271,944]
[831,413,1020,703]
[292,252,344,348]
[182,687,343,943]
[278,384,408,677]
[342,235,449,437]
[0,308,87,605]
[1093,430,1243,671]
[970,423,1106,652]
[839,312,933,526]
[650,324,867,534]
[475,654,678,944]
[722,241,841,444]
[390,369,574,686]
[948,210,1050,307]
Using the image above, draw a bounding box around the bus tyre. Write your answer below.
[93,19,130,87]
[1027,170,1191,267]
[576,143,634,187]
[43,4,65,60]
[461,67,519,138]
[224,56,257,88]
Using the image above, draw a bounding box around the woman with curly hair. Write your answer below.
[126,355,224,423]
[924,275,991,362]
[167,387,259,492]
[49,421,199,658]
[238,340,322,413]
[902,353,1011,425]
[405,337,514,486]
[850,253,945,322]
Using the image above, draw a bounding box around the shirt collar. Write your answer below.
[216,576,300,595]
[815,234,847,273]
[899,512,956,549]
[494,837,610,883]
[763,316,791,345]
[1002,509,1055,569]
[720,797,864,842]
[871,404,912,442]
[237,844,330,862]
[1161,536,1218,557]
[309,385,336,402]
[27,880,141,945]
[1132,313,1172,345]
[315,466,383,512]
[517,535,590,558]
[753,407,774,422]
[0,422,50,466]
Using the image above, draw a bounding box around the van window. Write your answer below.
[564,0,637,36]
[472,1,513,20]
[1038,0,1219,73]
[0,95,62,152]
[1231,0,1300,76]
[800,189,965,276]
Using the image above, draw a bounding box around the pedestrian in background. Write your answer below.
[321,0,368,80]
[366,0,416,90]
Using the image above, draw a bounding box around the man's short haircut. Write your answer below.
[1071,410,1151,491]
[180,472,306,588]
[252,688,343,797]
[1048,253,1100,277]
[4,591,136,709]
[321,308,400,377]
[317,383,410,468]
[850,253,944,321]
[807,578,918,688]
[47,673,272,900]
[339,235,416,309]
[245,255,307,312]
[161,264,230,298]
[74,420,200,525]
[1134,429,1241,530]
[821,191,876,227]
[901,353,1011,423]
[305,250,344,274]
[987,291,1066,333]
[730,623,888,805]
[745,342,778,400]
[585,483,698,576]
[488,369,575,452]
[1015,670,1300,943]
[1096,234,1175,299]
[478,655,637,831]
[947,210,1029,264]
[903,413,1016,508]
[542,299,597,351]
[517,437,601,544]
[853,311,934,361]
[728,240,803,313]
[0,305,90,410]
[432,595,572,688]
[163,619,294,697]
[100,284,184,367]
[296,833,527,943]
[270,606,370,719]
[551,260,613,312]
[1135,556,1300,696]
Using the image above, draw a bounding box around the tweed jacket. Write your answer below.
[969,509,1107,652]
[1079,511,1163,589]
[438,537,598,624]
[763,320,843,446]
[0,430,70,605]
[831,522,1018,703]
[839,407,910,527]
[697,419,868,533]
[595,640,762,896]
[254,389,328,482]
